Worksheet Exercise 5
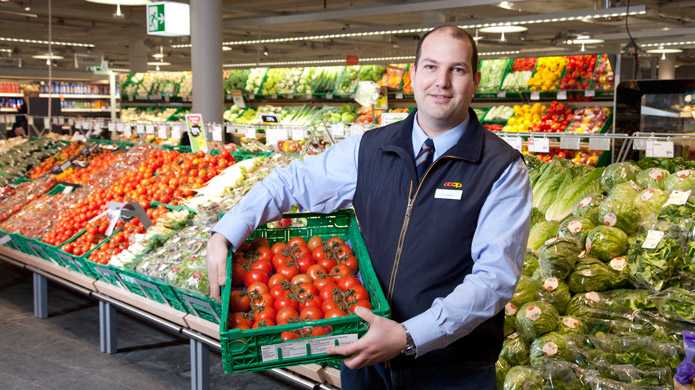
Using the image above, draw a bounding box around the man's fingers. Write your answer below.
[218,259,227,286]
[353,307,376,323]
[326,338,363,356]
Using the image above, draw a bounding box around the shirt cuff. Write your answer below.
[401,310,446,358]
[212,217,254,253]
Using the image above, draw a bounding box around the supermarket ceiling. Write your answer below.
[0,0,694,73]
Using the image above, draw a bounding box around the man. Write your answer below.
[208,25,532,389]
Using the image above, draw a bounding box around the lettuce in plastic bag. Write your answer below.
[634,188,669,217]
[503,366,544,390]
[557,217,595,249]
[606,180,642,201]
[517,301,560,340]
[564,289,654,319]
[530,331,573,367]
[586,226,628,262]
[664,169,695,191]
[568,256,617,294]
[601,162,641,193]
[649,287,695,322]
[572,194,606,226]
[511,275,539,308]
[627,234,682,292]
[496,356,511,390]
[528,221,561,251]
[556,316,588,335]
[504,302,518,337]
[598,197,641,235]
[501,332,530,366]
[636,168,669,190]
[523,250,539,277]
[536,277,571,315]
[538,237,581,280]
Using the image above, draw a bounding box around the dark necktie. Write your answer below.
[415,138,435,179]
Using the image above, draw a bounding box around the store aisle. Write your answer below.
[0,261,300,390]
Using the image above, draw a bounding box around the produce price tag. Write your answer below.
[502,137,523,152]
[145,124,155,134]
[542,342,558,357]
[642,230,665,249]
[305,94,312,100]
[497,91,507,98]
[171,124,182,139]
[560,137,581,150]
[530,91,540,100]
[260,334,357,362]
[164,96,170,102]
[136,124,145,134]
[610,257,627,271]
[396,92,404,99]
[589,137,611,151]
[266,127,288,146]
[633,139,647,150]
[505,302,517,316]
[157,124,168,139]
[124,124,133,137]
[646,140,674,158]
[232,90,246,108]
[381,113,409,126]
[585,90,596,97]
[249,94,255,100]
[108,122,115,132]
[350,124,364,136]
[261,114,280,124]
[291,127,305,141]
[225,123,234,133]
[326,93,333,99]
[528,137,550,153]
[526,305,542,321]
[68,118,74,126]
[287,94,294,99]
[245,126,256,139]
[212,125,223,141]
[62,185,75,194]
[331,123,345,137]
[556,90,567,100]
[562,317,580,329]
[667,190,691,206]
[271,94,278,99]
[127,95,133,102]
[74,120,81,129]
[0,235,11,246]
[59,117,65,125]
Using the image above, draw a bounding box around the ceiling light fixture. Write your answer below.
[262,46,269,56]
[642,41,695,47]
[152,46,165,59]
[0,37,94,47]
[223,46,232,51]
[32,53,64,60]
[0,48,12,53]
[646,46,683,60]
[479,25,527,42]
[147,61,170,66]
[84,0,150,5]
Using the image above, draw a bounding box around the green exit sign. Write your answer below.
[146,2,190,37]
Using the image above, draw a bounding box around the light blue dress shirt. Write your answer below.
[213,112,532,358]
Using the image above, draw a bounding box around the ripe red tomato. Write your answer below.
[330,264,352,281]
[319,283,339,301]
[274,296,299,312]
[247,282,269,294]
[276,306,300,323]
[306,264,328,282]
[339,256,359,273]
[300,306,324,321]
[310,327,330,337]
[321,299,341,314]
[252,319,275,328]
[250,293,274,310]
[244,269,269,287]
[231,263,248,287]
[277,264,300,280]
[270,285,291,299]
[299,296,322,311]
[271,242,289,255]
[349,300,373,313]
[268,274,289,289]
[297,257,316,274]
[249,259,272,275]
[229,290,250,312]
[254,307,277,323]
[281,331,301,341]
[256,246,273,263]
[337,276,361,292]
[288,236,307,247]
[326,237,345,247]
[348,285,370,302]
[324,308,347,319]
[228,312,250,329]
[307,236,323,251]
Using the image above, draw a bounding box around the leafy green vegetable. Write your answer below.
[597,197,641,235]
[503,366,544,390]
[528,221,561,251]
[533,157,569,213]
[530,207,545,229]
[538,237,581,280]
[496,356,511,390]
[556,316,588,335]
[568,256,616,293]
[557,217,595,248]
[636,168,669,190]
[634,188,669,217]
[501,333,530,366]
[511,275,539,309]
[516,301,560,340]
[571,194,606,226]
[522,250,539,277]
[564,289,654,318]
[530,331,573,367]
[649,287,695,322]
[606,180,642,201]
[545,167,605,222]
[536,277,572,314]
[600,162,641,193]
[586,226,628,262]
[627,235,682,292]
[664,169,695,191]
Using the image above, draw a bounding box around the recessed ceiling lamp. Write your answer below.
[647,46,683,60]
[479,25,527,42]
[223,46,232,51]
[147,60,170,71]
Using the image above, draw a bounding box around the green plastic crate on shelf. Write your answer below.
[0,229,18,251]
[11,176,32,185]
[116,268,190,312]
[175,284,222,324]
[36,229,111,278]
[219,209,390,373]
[161,144,192,153]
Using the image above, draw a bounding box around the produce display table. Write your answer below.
[0,244,339,390]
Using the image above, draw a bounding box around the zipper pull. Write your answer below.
[405,198,413,219]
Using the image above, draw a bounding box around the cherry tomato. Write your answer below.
[252,319,275,328]
[271,242,289,255]
[228,312,251,329]
[268,274,289,289]
[254,307,277,323]
[310,326,330,337]
[247,282,269,294]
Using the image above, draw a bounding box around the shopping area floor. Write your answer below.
[0,261,301,390]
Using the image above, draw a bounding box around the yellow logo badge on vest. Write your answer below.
[435,181,463,200]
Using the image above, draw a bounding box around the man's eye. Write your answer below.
[453,67,465,73]
[425,65,435,70]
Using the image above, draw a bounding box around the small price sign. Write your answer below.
[291,127,305,141]
[530,91,540,101]
[528,137,550,153]
[157,124,168,139]
[261,114,279,124]
[245,126,256,139]
[231,90,245,108]
[145,124,155,134]
[589,137,611,151]
[560,137,580,150]
[108,122,115,132]
[212,124,223,141]
[503,137,523,152]
[171,124,182,139]
[266,128,288,146]
[497,91,507,98]
[557,90,567,100]
[396,92,404,99]
[124,124,133,137]
[585,90,596,97]
[136,124,145,134]
[331,123,345,137]
[646,140,674,158]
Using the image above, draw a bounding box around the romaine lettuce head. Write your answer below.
[664,169,695,191]
[503,366,544,390]
[501,332,530,366]
[516,301,560,340]
[557,217,595,248]
[636,168,669,190]
[600,162,640,193]
[568,256,615,293]
[586,226,628,262]
[536,277,572,314]
[538,237,581,280]
[572,194,606,226]
[529,331,572,367]
[528,221,561,251]
[511,275,539,308]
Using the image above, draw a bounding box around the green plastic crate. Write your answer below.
[37,229,110,279]
[0,229,17,250]
[118,268,189,312]
[175,286,222,324]
[219,209,390,373]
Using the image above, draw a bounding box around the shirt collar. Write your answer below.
[411,112,470,161]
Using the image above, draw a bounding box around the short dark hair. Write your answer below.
[414,25,478,73]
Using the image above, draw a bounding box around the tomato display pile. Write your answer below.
[55,150,118,186]
[512,58,537,72]
[559,55,598,90]
[27,142,85,179]
[0,176,55,224]
[227,235,371,340]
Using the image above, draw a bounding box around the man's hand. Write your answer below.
[326,307,407,369]
[207,232,231,302]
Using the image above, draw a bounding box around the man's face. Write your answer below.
[411,30,480,134]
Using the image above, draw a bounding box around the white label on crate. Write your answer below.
[124,125,133,137]
[586,292,600,303]
[331,123,345,138]
[544,277,559,292]
[291,128,305,141]
[610,257,627,271]
[245,127,256,139]
[497,91,507,98]
[62,186,74,194]
[528,137,550,153]
[542,342,559,357]
[396,92,404,99]
[260,333,358,362]
[226,123,234,134]
[640,189,655,201]
[563,317,580,329]
[557,90,567,100]
[108,122,115,132]
[633,138,647,150]
[326,93,333,100]
[642,230,665,249]
[530,91,540,100]
[157,124,168,139]
[585,90,595,97]
[649,169,664,181]
[249,94,255,100]
[667,190,691,206]
[603,212,617,227]
[505,302,517,316]
[503,137,523,152]
[646,140,674,158]
[589,137,611,151]
[212,125,223,141]
[560,137,580,150]
[507,332,520,340]
[0,235,11,245]
[525,305,542,321]
[136,124,145,134]
[171,124,182,139]
[568,220,583,233]
[145,124,155,134]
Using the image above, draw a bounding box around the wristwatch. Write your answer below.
[400,324,416,356]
